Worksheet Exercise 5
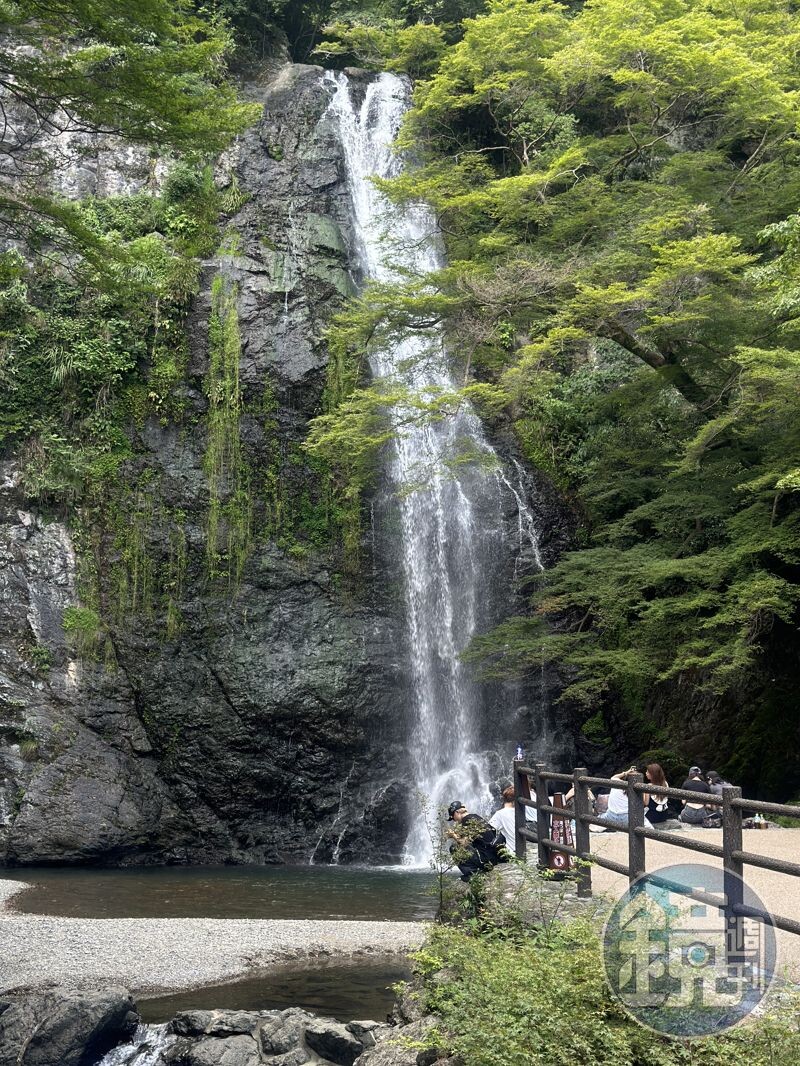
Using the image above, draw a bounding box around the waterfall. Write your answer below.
[94,1024,175,1066]
[326,72,543,864]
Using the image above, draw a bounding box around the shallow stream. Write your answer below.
[137,957,410,1024]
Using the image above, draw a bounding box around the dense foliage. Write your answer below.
[0,0,258,487]
[212,0,474,64]
[415,919,800,1065]
[3,0,799,789]
[0,3,260,635]
[316,0,800,791]
[1,168,219,481]
[0,1,258,258]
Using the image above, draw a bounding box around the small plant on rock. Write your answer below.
[62,606,102,659]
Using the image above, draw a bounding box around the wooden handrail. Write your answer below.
[513,761,800,944]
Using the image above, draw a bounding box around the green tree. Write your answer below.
[0,0,259,257]
[313,0,800,791]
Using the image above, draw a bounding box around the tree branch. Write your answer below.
[603,323,707,404]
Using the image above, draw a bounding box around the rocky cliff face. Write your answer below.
[0,61,571,867]
[0,63,416,866]
[0,460,188,862]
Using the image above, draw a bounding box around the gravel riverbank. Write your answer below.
[0,878,427,995]
[0,877,28,911]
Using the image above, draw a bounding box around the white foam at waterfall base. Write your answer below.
[325,72,545,866]
[95,1024,174,1066]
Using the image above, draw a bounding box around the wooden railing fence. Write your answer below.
[513,762,800,938]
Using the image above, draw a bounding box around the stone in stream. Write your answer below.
[268,1051,309,1066]
[0,985,138,1066]
[182,1033,263,1066]
[0,986,410,1066]
[172,1010,263,1037]
[258,1009,307,1055]
[165,1006,376,1064]
[303,1018,364,1065]
[346,1020,382,1050]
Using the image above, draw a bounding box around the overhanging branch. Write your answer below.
[604,323,707,405]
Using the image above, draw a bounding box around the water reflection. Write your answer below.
[3,864,438,920]
[138,957,411,1024]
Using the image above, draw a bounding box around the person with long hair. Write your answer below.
[642,763,678,826]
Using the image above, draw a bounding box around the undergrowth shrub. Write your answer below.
[413,914,800,1066]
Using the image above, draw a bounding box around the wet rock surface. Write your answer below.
[0,462,185,865]
[159,1008,453,1066]
[0,986,454,1066]
[0,985,138,1066]
[157,1008,429,1066]
[0,63,411,867]
[303,1019,363,1065]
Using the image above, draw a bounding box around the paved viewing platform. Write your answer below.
[588,827,800,981]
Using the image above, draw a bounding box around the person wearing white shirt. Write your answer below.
[600,768,653,829]
[489,784,537,847]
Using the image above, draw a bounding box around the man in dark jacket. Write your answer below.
[446,800,510,881]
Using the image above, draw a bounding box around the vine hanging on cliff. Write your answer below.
[204,275,252,588]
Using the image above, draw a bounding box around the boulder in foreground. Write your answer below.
[0,985,138,1066]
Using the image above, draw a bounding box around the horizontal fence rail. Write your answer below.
[512,760,800,944]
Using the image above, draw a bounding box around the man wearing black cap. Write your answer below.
[446,800,509,881]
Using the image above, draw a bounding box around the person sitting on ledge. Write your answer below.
[446,800,510,882]
[599,768,653,831]
[706,770,733,796]
[679,766,715,825]
[702,770,732,826]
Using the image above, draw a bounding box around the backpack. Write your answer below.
[484,827,511,863]
[469,818,510,866]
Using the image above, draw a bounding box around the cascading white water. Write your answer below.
[326,72,543,864]
[94,1024,175,1066]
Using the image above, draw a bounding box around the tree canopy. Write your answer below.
[0,3,258,506]
[0,0,259,256]
[316,0,800,787]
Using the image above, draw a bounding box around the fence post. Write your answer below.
[722,785,744,964]
[627,772,646,884]
[533,762,549,869]
[572,766,592,898]
[513,759,527,861]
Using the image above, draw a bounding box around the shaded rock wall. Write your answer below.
[0,64,413,865]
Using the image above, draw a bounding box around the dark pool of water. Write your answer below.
[138,958,411,1024]
[3,865,437,920]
